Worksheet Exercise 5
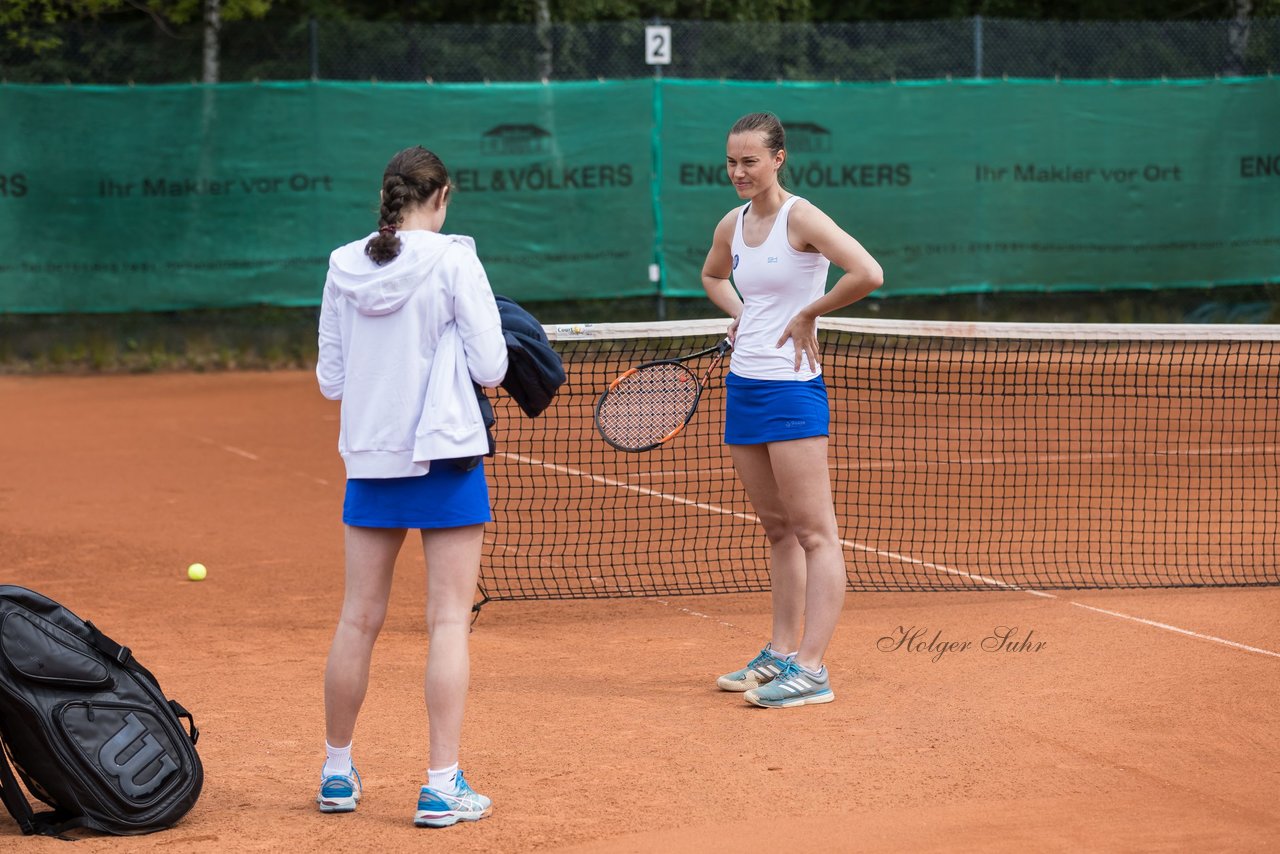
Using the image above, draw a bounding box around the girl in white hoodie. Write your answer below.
[314,146,508,828]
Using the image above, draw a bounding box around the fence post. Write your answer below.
[649,18,668,321]
[973,15,984,80]
[309,17,319,81]
[202,0,221,84]
[1226,8,1251,77]
[536,0,553,80]
[651,75,666,322]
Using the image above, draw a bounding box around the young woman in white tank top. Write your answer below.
[729,195,829,381]
[700,112,884,708]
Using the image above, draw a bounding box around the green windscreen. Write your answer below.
[657,78,1280,298]
[0,78,1275,312]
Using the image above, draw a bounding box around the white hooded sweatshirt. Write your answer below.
[316,230,509,479]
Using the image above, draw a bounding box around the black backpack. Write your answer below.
[0,585,203,837]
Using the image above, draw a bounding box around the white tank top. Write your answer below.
[729,195,830,381]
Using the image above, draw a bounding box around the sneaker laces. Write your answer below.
[772,658,803,684]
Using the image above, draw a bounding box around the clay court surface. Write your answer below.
[2,370,1278,852]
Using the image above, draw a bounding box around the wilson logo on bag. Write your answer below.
[0,586,203,837]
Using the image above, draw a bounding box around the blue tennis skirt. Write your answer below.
[724,372,829,445]
[343,461,491,529]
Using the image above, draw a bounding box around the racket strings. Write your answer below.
[597,363,701,450]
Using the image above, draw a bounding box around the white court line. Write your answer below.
[191,434,329,485]
[193,434,259,460]
[1069,601,1280,659]
[498,451,762,522]
[650,600,749,632]
[497,450,1280,660]
[622,467,737,481]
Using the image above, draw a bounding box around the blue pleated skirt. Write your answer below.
[342,460,491,529]
[724,372,829,445]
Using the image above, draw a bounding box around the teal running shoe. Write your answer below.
[744,659,834,708]
[717,644,791,692]
[316,765,362,813]
[413,770,492,828]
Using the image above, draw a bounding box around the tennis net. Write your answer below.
[478,317,1280,602]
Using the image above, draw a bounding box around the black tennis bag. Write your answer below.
[0,585,202,836]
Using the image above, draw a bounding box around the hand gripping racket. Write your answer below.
[594,338,733,452]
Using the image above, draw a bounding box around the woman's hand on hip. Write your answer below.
[778,313,820,372]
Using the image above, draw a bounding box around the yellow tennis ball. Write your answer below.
[187,563,207,582]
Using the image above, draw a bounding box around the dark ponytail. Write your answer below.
[365,146,452,265]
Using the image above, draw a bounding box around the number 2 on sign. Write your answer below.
[645,25,672,65]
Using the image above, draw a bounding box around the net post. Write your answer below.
[469,589,491,627]
[309,17,320,81]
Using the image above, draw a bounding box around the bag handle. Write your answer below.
[87,622,200,749]
[86,619,163,688]
[84,620,132,666]
[169,700,200,746]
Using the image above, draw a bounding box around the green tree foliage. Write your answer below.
[273,0,1280,22]
[6,0,1277,50]
[3,0,1275,82]
[1,0,270,51]
[1,1,114,51]
[279,0,814,23]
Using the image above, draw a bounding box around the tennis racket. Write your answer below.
[594,338,732,452]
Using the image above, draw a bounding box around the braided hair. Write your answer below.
[365,146,452,265]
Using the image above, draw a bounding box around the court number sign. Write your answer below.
[645,25,672,65]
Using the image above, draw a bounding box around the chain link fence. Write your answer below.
[3,17,1278,84]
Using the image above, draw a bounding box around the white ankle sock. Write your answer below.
[428,763,459,794]
[323,741,352,777]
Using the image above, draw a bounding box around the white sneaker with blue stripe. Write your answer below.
[717,644,791,692]
[413,770,492,828]
[744,659,834,708]
[316,765,362,813]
